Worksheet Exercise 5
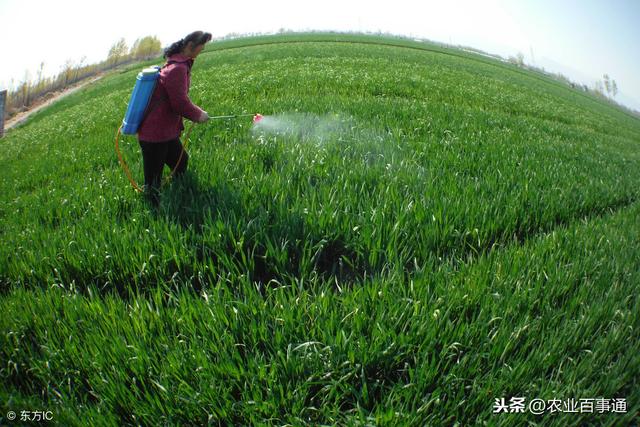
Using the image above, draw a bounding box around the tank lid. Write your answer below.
[141,66,160,76]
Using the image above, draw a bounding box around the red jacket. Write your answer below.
[137,54,205,142]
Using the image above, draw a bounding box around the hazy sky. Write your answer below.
[1,0,639,111]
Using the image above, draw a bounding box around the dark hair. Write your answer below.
[164,31,212,58]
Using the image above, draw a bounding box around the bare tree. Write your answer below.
[594,81,605,97]
[61,59,74,87]
[508,52,525,68]
[21,70,31,107]
[603,74,611,96]
[596,74,619,99]
[37,62,45,85]
[76,55,87,82]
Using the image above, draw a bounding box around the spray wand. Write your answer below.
[209,113,263,122]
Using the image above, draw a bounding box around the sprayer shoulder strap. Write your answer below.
[139,61,175,126]
[139,93,166,128]
[139,59,192,126]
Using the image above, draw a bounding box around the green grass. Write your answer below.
[1,34,639,426]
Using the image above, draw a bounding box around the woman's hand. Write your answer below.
[197,111,210,123]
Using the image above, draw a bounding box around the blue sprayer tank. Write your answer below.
[121,66,161,135]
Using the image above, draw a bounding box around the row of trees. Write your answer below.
[4,36,162,119]
[508,51,623,106]
[594,74,618,99]
[107,36,162,66]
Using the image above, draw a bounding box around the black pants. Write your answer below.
[138,138,189,203]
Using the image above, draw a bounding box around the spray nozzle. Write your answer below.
[253,114,264,124]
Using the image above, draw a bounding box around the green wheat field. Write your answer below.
[1,34,639,426]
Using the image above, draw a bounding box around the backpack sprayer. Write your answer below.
[115,65,263,192]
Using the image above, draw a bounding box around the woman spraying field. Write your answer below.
[137,31,212,205]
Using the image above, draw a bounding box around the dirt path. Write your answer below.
[5,75,103,130]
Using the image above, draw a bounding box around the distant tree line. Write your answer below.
[594,74,618,99]
[506,51,636,116]
[3,36,162,120]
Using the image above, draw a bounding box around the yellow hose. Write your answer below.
[114,122,194,193]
